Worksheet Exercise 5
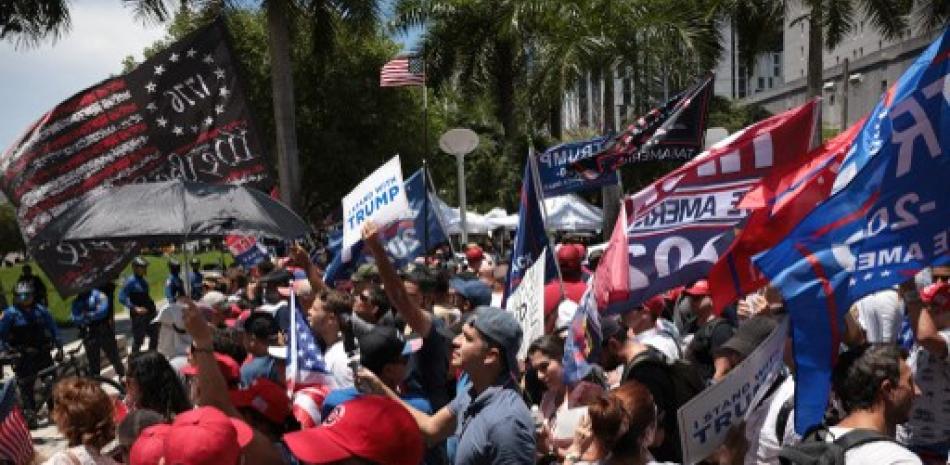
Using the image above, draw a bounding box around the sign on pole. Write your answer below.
[342,155,411,261]
[677,317,789,464]
[506,246,547,359]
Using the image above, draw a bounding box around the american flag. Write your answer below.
[0,19,271,296]
[286,285,333,393]
[380,55,425,87]
[0,381,33,465]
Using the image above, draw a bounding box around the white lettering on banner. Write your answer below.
[507,249,546,360]
[891,73,947,178]
[538,141,603,168]
[341,156,411,261]
[677,318,789,465]
[631,187,751,231]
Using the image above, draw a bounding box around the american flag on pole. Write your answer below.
[0,19,271,296]
[286,285,334,393]
[0,381,33,465]
[380,55,425,87]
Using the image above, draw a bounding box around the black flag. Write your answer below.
[0,19,272,295]
[572,74,713,179]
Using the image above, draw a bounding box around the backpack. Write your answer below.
[778,428,897,465]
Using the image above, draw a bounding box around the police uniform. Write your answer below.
[165,262,186,302]
[119,258,157,353]
[71,288,124,377]
[189,259,203,299]
[0,283,62,419]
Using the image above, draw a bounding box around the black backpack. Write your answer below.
[622,347,705,416]
[778,428,897,465]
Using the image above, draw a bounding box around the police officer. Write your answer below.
[119,257,157,353]
[165,259,186,302]
[71,288,125,378]
[0,281,63,427]
[16,265,48,307]
[189,258,203,299]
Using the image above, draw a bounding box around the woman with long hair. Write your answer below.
[43,377,118,465]
[125,351,191,420]
[529,334,605,461]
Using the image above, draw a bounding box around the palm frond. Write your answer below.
[0,0,71,48]
[859,0,912,41]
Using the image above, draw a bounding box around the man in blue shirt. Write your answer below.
[240,312,282,387]
[165,259,186,302]
[357,304,535,465]
[0,281,63,427]
[71,288,125,378]
[119,256,157,353]
[189,258,204,299]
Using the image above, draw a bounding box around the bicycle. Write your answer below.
[3,346,125,428]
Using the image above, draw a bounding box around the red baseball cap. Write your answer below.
[283,396,424,465]
[921,281,950,311]
[129,424,171,465]
[465,245,484,261]
[557,244,584,269]
[642,295,666,319]
[683,279,711,297]
[230,378,290,425]
[182,352,241,385]
[163,406,253,465]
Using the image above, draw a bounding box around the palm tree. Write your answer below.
[1,0,169,48]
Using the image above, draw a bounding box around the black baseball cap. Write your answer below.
[358,326,420,375]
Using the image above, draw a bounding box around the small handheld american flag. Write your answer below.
[380,55,425,87]
[286,282,333,394]
[0,381,33,465]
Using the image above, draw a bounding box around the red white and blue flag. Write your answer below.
[0,381,32,465]
[562,282,602,385]
[225,235,269,269]
[754,27,950,434]
[595,99,819,313]
[503,159,557,305]
[286,288,333,393]
[0,19,271,295]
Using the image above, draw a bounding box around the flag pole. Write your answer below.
[423,159,429,253]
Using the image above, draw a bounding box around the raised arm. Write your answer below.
[903,280,947,358]
[356,367,456,444]
[288,243,327,294]
[361,221,433,337]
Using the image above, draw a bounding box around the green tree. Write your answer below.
[0,0,169,48]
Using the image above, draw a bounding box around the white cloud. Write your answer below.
[0,1,167,149]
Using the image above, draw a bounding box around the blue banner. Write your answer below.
[502,161,557,305]
[323,169,448,284]
[754,27,950,434]
[536,137,617,196]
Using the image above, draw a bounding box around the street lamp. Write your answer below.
[439,128,479,245]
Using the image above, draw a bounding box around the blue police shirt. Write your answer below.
[447,379,535,465]
[118,275,149,310]
[165,274,185,302]
[0,305,61,346]
[70,289,110,325]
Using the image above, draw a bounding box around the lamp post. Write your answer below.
[439,128,479,245]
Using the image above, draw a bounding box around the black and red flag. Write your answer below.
[572,74,713,180]
[0,18,272,295]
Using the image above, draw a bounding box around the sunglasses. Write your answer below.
[933,274,950,283]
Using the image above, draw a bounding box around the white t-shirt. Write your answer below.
[152,303,191,360]
[897,329,950,449]
[825,427,922,465]
[638,319,682,361]
[854,289,904,344]
[43,446,118,465]
[324,340,354,389]
[745,376,799,465]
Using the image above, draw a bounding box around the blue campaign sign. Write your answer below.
[536,137,618,196]
[754,27,950,434]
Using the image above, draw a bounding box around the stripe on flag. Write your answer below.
[380,56,425,87]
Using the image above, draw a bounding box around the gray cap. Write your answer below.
[471,306,522,380]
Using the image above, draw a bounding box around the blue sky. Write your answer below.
[0,0,421,151]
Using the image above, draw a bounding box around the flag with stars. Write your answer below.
[380,55,425,87]
[0,18,271,295]
[0,380,33,465]
[754,27,950,434]
[287,285,333,393]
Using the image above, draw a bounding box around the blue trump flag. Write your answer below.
[754,27,950,434]
[562,280,602,385]
[323,168,448,284]
[503,159,558,306]
[536,136,617,196]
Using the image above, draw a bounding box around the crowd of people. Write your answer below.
[0,220,948,465]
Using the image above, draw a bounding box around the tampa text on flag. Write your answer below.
[572,74,713,180]
[754,26,950,435]
[0,19,271,295]
[594,99,820,313]
[380,55,425,87]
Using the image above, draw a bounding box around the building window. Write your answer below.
[758,77,765,91]
[879,40,883,50]
[801,46,804,56]
[773,53,781,76]
[859,47,863,56]
[801,68,804,77]
[836,56,840,64]
[829,93,835,106]
[622,78,632,106]
[768,77,774,88]
[881,79,888,93]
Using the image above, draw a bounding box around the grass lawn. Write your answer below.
[0,251,232,325]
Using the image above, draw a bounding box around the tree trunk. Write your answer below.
[549,91,563,140]
[806,4,823,98]
[600,62,621,240]
[494,38,519,155]
[266,0,301,211]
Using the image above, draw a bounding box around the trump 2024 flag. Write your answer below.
[755,26,950,434]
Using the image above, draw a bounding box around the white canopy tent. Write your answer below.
[432,195,497,235]
[485,193,603,232]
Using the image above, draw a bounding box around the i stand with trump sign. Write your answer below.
[342,155,411,261]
